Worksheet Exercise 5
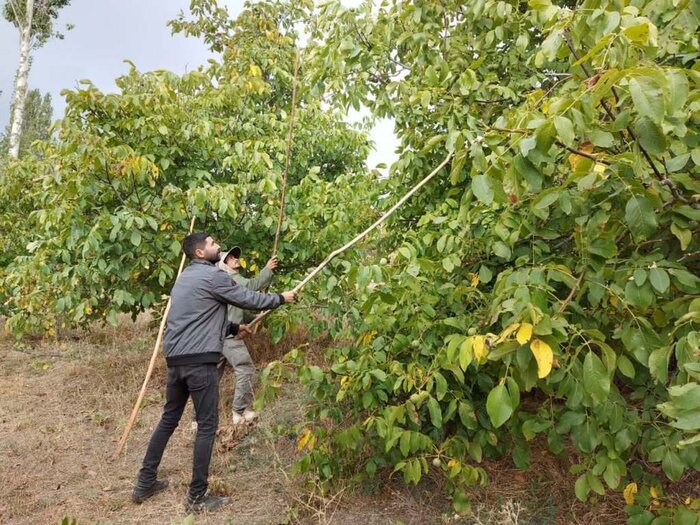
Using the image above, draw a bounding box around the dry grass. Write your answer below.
[0,317,450,525]
[2,315,694,525]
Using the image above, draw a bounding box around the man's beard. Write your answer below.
[205,250,221,263]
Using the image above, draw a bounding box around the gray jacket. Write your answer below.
[163,259,284,366]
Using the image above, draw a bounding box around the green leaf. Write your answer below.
[478,265,493,284]
[458,401,475,429]
[427,397,443,429]
[603,461,621,489]
[634,117,667,155]
[668,269,700,293]
[625,196,658,239]
[471,174,494,204]
[668,383,700,410]
[617,355,636,379]
[574,474,590,501]
[634,268,647,286]
[649,268,670,293]
[486,384,513,428]
[534,190,559,210]
[588,129,614,148]
[674,506,700,525]
[661,451,685,481]
[452,489,471,514]
[130,231,142,247]
[492,241,511,260]
[554,115,575,145]
[400,431,411,457]
[459,338,473,371]
[671,223,692,250]
[629,78,663,123]
[666,70,689,114]
[434,372,448,401]
[648,346,671,384]
[583,351,610,404]
[625,281,654,309]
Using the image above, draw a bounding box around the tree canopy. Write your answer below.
[1,0,699,519]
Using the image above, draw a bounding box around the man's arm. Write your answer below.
[210,269,286,310]
[226,322,252,338]
[233,267,274,292]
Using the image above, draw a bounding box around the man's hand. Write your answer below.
[265,256,279,271]
[235,324,252,339]
[281,291,296,304]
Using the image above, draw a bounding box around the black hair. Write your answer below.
[182,232,210,260]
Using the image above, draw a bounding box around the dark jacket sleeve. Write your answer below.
[210,269,284,310]
[226,322,240,337]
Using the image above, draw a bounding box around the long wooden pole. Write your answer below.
[248,153,453,328]
[114,216,196,458]
[272,49,301,256]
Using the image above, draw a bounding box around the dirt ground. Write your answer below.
[0,317,692,525]
[0,318,453,525]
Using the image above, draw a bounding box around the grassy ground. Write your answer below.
[0,316,688,524]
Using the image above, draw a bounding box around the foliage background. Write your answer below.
[1,0,698,520]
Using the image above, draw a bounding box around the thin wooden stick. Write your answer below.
[273,49,301,256]
[114,215,196,458]
[248,153,454,328]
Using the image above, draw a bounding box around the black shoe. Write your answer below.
[185,493,231,513]
[132,479,169,503]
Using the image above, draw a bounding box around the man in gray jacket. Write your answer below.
[218,246,277,424]
[132,232,295,513]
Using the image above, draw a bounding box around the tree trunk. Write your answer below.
[8,0,35,159]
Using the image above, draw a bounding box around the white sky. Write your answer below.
[0,0,398,170]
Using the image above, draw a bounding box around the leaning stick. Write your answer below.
[248,152,454,328]
[114,215,196,458]
[272,49,301,256]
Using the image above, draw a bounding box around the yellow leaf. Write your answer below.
[498,323,520,343]
[239,257,247,269]
[298,428,312,450]
[473,335,488,361]
[530,339,554,378]
[650,487,658,499]
[568,142,595,172]
[610,296,619,306]
[594,163,606,175]
[360,331,377,345]
[516,323,533,345]
[250,264,258,273]
[623,482,638,505]
[469,273,480,287]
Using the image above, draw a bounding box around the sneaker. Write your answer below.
[132,479,169,504]
[232,409,258,425]
[185,493,231,513]
[242,409,258,422]
[232,411,245,425]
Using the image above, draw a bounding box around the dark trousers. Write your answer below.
[137,363,219,502]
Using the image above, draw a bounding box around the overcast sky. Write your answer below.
[0,0,397,169]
